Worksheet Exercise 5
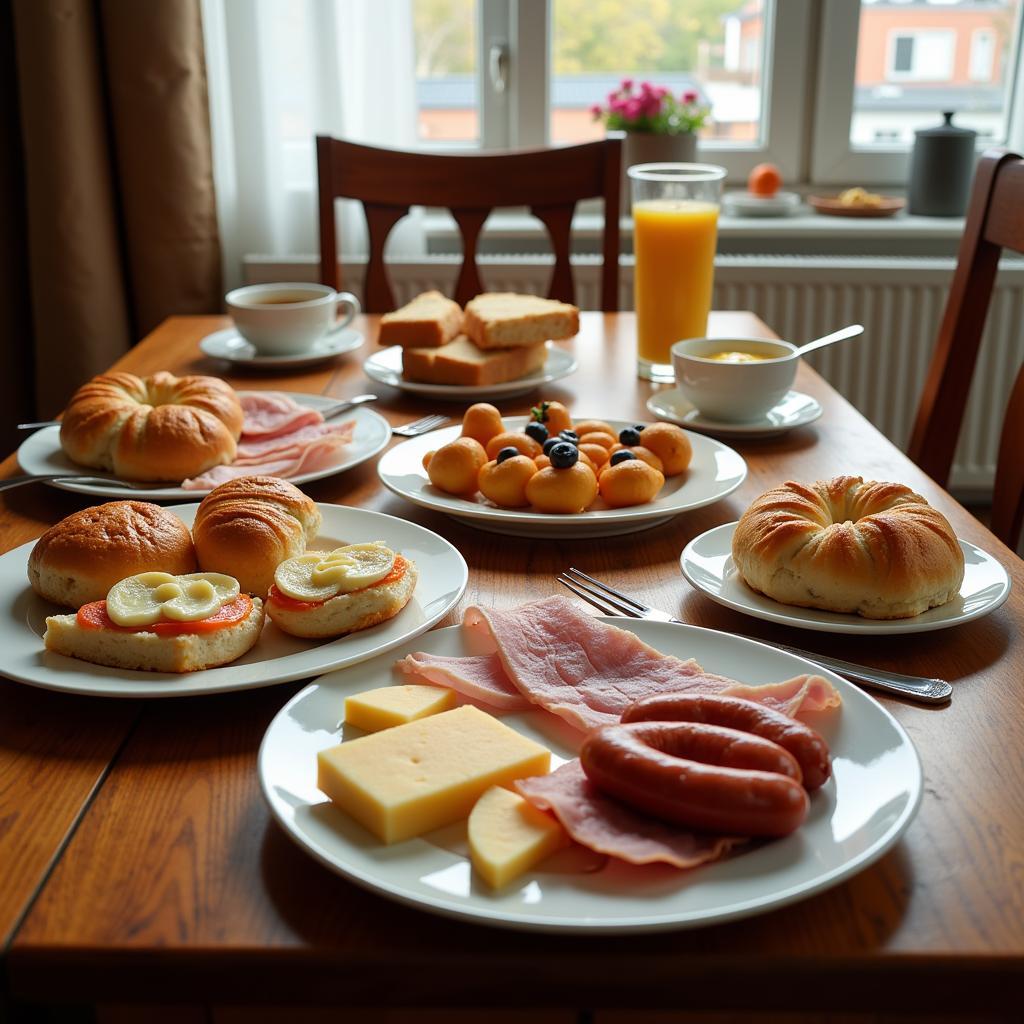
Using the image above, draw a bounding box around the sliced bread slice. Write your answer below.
[463,293,579,349]
[401,335,547,386]
[378,291,463,348]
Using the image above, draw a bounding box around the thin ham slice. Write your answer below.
[395,653,531,711]
[516,760,742,869]
[239,391,325,439]
[234,420,354,462]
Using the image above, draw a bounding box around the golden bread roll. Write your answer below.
[192,475,322,596]
[60,371,243,482]
[28,501,198,608]
[731,476,965,619]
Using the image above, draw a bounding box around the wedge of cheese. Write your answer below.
[468,785,569,888]
[317,705,550,843]
[344,684,456,733]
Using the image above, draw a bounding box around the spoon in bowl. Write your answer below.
[794,323,864,358]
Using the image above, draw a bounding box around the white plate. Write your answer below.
[647,389,823,439]
[363,345,578,400]
[0,503,467,698]
[16,394,391,501]
[377,418,747,539]
[259,617,922,933]
[681,521,1011,635]
[199,327,363,368]
[722,191,802,217]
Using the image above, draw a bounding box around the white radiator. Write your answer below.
[246,254,1024,494]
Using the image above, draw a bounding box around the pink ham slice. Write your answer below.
[239,391,325,440]
[516,760,742,869]
[396,653,531,711]
[234,420,354,463]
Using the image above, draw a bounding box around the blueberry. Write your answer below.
[548,442,579,469]
[524,422,548,444]
[496,446,520,464]
[558,430,579,444]
[610,449,637,466]
[542,436,563,456]
[619,426,643,446]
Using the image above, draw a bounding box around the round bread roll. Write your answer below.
[731,476,965,619]
[60,371,244,482]
[28,501,198,608]
[192,475,322,597]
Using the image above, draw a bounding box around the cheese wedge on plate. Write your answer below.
[344,684,456,733]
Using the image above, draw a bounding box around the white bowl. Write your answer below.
[671,337,798,422]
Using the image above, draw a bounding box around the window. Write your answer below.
[414,0,479,144]
[970,29,997,81]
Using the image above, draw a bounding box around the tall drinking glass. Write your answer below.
[630,163,726,382]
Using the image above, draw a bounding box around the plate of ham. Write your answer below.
[17,391,391,501]
[259,596,922,932]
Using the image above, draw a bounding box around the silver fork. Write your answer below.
[0,473,161,493]
[557,566,953,705]
[392,414,449,437]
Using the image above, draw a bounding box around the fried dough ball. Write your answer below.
[461,403,505,447]
[526,463,598,514]
[580,443,609,469]
[579,431,616,449]
[639,422,692,476]
[478,454,537,508]
[608,444,664,473]
[485,431,543,461]
[573,420,616,440]
[422,451,436,471]
[426,436,487,496]
[531,400,573,437]
[599,459,665,508]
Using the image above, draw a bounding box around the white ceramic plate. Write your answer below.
[647,389,823,439]
[199,327,363,368]
[377,418,747,539]
[363,345,578,400]
[0,503,467,698]
[681,521,1011,635]
[259,617,922,933]
[721,190,802,218]
[16,394,391,501]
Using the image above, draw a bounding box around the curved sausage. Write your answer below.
[580,721,809,838]
[621,692,832,791]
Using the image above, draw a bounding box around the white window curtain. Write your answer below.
[202,0,426,291]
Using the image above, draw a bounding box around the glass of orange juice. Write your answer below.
[630,163,727,381]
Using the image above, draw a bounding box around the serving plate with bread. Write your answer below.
[3,490,467,697]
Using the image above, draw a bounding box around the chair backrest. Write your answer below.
[907,148,1024,548]
[316,136,621,313]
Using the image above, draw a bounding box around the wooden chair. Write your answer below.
[907,148,1024,548]
[316,136,621,313]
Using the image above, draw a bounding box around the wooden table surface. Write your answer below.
[2,313,1022,1019]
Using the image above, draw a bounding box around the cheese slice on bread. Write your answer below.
[378,291,463,348]
[463,293,579,349]
[402,335,547,387]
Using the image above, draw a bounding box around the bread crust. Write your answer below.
[28,501,198,608]
[60,371,243,482]
[378,291,463,348]
[731,476,965,619]
[192,476,322,597]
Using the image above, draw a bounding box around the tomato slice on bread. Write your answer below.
[77,594,254,636]
[268,554,409,611]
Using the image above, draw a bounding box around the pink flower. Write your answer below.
[640,93,662,118]
[624,97,643,121]
[683,89,699,104]
[620,78,634,92]
[609,95,628,114]
[590,103,603,118]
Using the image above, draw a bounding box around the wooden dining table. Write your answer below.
[1,312,1022,1023]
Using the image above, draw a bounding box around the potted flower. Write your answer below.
[591,79,711,204]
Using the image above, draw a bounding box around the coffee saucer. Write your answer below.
[646,388,822,439]
[199,327,363,369]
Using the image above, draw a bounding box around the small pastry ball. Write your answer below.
[485,431,543,461]
[461,403,504,446]
[640,422,693,476]
[599,460,665,508]
[580,443,609,469]
[573,420,616,440]
[608,443,664,473]
[427,437,487,495]
[422,450,436,471]
[526,463,598,514]
[535,453,550,469]
[579,431,616,449]
[531,400,573,437]
[478,454,537,508]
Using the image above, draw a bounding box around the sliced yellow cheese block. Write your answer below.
[317,705,550,844]
[344,684,456,733]
[468,785,569,889]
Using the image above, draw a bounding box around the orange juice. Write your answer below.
[634,199,720,370]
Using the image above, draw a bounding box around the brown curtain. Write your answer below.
[2,0,222,446]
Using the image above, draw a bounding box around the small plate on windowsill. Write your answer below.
[808,195,905,219]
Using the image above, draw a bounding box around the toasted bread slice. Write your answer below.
[378,291,463,348]
[402,335,547,386]
[463,293,579,349]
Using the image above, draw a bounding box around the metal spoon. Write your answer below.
[793,323,864,358]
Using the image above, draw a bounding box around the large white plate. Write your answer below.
[199,327,363,369]
[16,393,391,501]
[377,418,747,538]
[0,503,467,698]
[363,345,578,400]
[682,521,1011,635]
[259,617,922,933]
[647,389,823,439]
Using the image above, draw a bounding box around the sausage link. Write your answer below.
[621,692,832,791]
[580,721,809,838]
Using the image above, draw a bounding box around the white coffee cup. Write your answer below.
[225,283,360,355]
